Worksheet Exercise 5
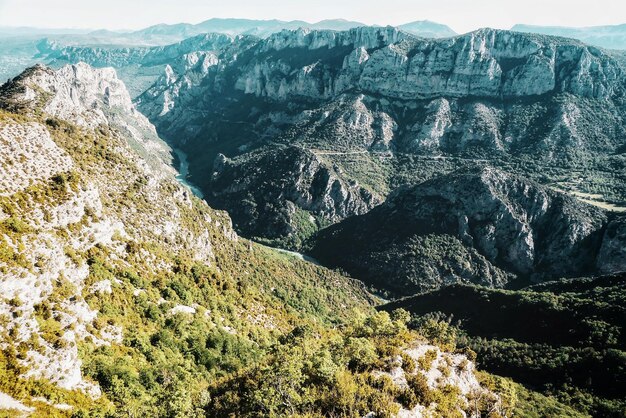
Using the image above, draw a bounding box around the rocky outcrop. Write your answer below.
[373,343,501,418]
[5,63,138,126]
[1,63,173,168]
[209,146,380,246]
[310,167,619,296]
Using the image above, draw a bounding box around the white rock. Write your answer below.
[0,391,34,413]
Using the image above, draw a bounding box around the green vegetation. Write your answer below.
[3,63,622,418]
[1,100,403,416]
[207,310,511,417]
[0,347,113,417]
[254,207,323,250]
[208,311,413,417]
[382,274,626,417]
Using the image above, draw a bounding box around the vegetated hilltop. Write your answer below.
[380,273,626,417]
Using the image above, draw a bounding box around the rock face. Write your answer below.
[231,28,621,101]
[137,26,625,152]
[597,217,626,274]
[373,343,499,418]
[1,63,173,167]
[210,146,380,246]
[310,167,621,296]
[127,27,626,247]
[0,64,229,395]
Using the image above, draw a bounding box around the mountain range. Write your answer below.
[3,18,626,88]
[1,17,626,417]
[1,18,458,46]
[0,18,457,89]
[513,23,626,50]
[120,27,626,255]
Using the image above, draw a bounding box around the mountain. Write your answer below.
[39,32,255,97]
[209,146,381,249]
[17,18,460,93]
[0,18,621,416]
[0,62,530,417]
[380,274,626,416]
[513,23,626,50]
[42,17,452,47]
[127,18,371,43]
[0,17,459,85]
[398,20,457,38]
[310,167,626,296]
[125,27,626,249]
[313,19,373,31]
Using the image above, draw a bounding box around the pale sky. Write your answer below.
[0,0,624,34]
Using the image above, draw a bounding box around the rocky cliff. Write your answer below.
[232,27,622,101]
[128,27,626,247]
[311,167,623,296]
[210,146,380,247]
[0,63,224,397]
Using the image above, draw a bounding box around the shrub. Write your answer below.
[418,349,438,371]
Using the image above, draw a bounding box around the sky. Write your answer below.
[0,0,624,34]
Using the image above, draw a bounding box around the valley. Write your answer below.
[173,148,205,199]
[0,13,625,418]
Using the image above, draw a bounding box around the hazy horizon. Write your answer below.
[0,0,625,34]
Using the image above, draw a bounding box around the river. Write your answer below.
[172,149,325,266]
[270,246,321,265]
[173,148,205,199]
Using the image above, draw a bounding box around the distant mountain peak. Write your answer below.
[512,22,626,50]
[398,20,457,38]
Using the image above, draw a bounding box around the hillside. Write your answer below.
[0,63,528,417]
[310,167,626,296]
[380,274,626,417]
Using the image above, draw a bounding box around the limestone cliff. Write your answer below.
[311,167,622,296]
[129,28,626,247]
